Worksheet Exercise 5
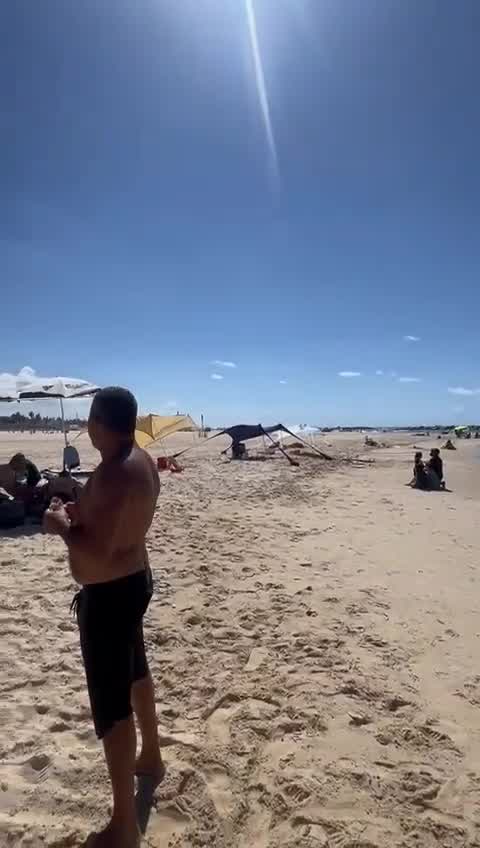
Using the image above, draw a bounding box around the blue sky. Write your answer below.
[2,0,479,426]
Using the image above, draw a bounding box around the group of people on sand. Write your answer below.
[0,453,82,528]
[0,453,44,521]
[411,448,445,491]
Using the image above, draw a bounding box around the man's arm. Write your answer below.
[44,470,135,583]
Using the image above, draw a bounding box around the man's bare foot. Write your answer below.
[135,751,166,786]
[85,819,140,848]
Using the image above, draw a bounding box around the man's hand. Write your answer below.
[65,501,79,526]
[43,498,71,536]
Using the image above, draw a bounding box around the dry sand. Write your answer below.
[1,431,480,847]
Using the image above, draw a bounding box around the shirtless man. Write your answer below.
[43,387,164,848]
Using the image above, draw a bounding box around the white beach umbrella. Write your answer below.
[18,375,99,445]
[0,369,93,402]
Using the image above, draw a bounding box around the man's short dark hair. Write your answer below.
[91,387,138,435]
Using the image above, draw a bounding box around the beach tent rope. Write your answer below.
[135,414,197,450]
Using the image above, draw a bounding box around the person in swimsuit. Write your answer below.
[412,451,428,489]
[428,448,445,488]
[43,387,163,848]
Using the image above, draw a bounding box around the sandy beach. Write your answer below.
[1,431,480,847]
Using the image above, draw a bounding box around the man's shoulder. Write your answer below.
[96,446,155,488]
[127,445,156,472]
[122,446,157,488]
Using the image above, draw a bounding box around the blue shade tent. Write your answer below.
[174,423,332,464]
[215,424,284,443]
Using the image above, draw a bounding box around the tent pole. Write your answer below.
[262,427,299,467]
[282,427,332,460]
[59,398,68,448]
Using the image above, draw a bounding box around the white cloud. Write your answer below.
[0,366,36,388]
[448,386,480,396]
[338,371,362,378]
[1,366,40,398]
[165,400,178,409]
[404,335,420,342]
[398,376,421,383]
[211,360,237,369]
[390,370,398,378]
[375,370,384,376]
[279,379,287,385]
[19,366,36,378]
[210,373,224,381]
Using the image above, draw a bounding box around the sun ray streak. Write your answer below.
[245,0,279,183]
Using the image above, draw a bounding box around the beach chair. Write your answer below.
[63,445,80,470]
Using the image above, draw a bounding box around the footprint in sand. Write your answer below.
[384,695,411,713]
[0,752,52,808]
[206,699,245,746]
[202,763,235,817]
[49,720,71,733]
[244,648,269,672]
[27,754,51,773]
[278,777,316,806]
[147,803,191,844]
[376,722,461,755]
[205,694,279,746]
[361,634,389,649]
[328,836,380,848]
[238,790,272,848]
[394,766,443,807]
[291,815,330,845]
[269,708,327,741]
[398,817,469,848]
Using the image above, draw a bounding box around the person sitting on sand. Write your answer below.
[43,387,164,848]
[9,453,41,488]
[412,451,428,489]
[428,448,445,489]
[8,453,44,512]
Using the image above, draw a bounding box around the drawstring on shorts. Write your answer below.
[70,591,82,617]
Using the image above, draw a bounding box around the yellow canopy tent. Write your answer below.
[135,414,197,450]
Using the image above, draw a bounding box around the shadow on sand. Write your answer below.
[80,778,158,846]
[135,774,158,835]
[0,522,43,539]
[0,523,44,539]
